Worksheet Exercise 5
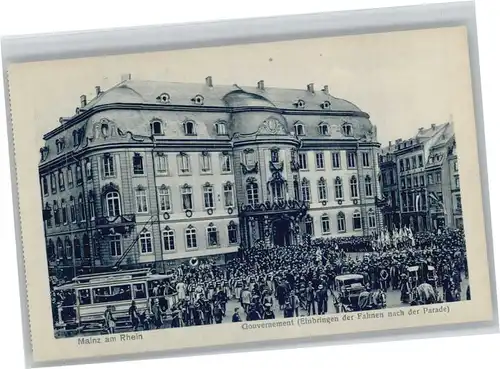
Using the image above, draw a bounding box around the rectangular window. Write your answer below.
[455,176,460,188]
[399,159,404,172]
[158,187,171,212]
[103,155,115,177]
[67,167,74,187]
[347,152,357,168]
[411,156,417,169]
[315,152,325,170]
[156,154,168,174]
[413,176,418,187]
[133,154,144,175]
[305,218,314,236]
[454,160,459,172]
[406,176,412,188]
[455,195,462,211]
[203,185,215,209]
[428,174,434,185]
[223,183,234,207]
[298,153,308,170]
[139,232,153,254]
[185,228,197,249]
[181,186,193,211]
[85,159,92,179]
[221,154,232,173]
[58,171,65,191]
[389,171,395,185]
[62,203,68,224]
[200,153,212,173]
[178,154,191,174]
[405,158,410,171]
[70,200,76,223]
[418,155,423,167]
[353,214,362,230]
[50,173,57,193]
[401,178,406,189]
[419,175,425,187]
[244,150,255,166]
[362,152,370,167]
[331,152,341,169]
[436,172,442,183]
[135,189,149,213]
[162,230,175,251]
[110,235,122,257]
[42,177,49,196]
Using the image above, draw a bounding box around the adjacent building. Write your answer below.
[379,121,462,232]
[39,75,383,278]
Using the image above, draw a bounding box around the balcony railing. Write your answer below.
[239,199,309,217]
[95,214,136,236]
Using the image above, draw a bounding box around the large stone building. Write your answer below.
[379,121,461,232]
[39,75,382,277]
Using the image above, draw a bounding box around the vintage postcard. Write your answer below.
[6,25,494,364]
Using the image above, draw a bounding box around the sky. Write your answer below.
[8,26,475,148]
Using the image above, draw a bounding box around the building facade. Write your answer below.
[39,75,383,277]
[379,122,461,232]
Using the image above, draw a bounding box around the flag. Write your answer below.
[415,194,421,212]
[429,191,447,215]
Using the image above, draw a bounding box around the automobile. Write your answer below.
[334,274,366,309]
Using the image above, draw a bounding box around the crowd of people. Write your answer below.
[51,226,469,334]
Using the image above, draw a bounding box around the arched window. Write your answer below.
[334,177,344,200]
[368,208,376,229]
[320,214,331,234]
[65,238,73,260]
[246,182,259,206]
[223,182,234,207]
[47,239,55,260]
[301,178,311,202]
[215,122,227,135]
[342,123,353,136]
[207,223,219,247]
[74,237,81,259]
[106,191,121,217]
[318,122,329,136]
[365,175,373,197]
[294,123,305,136]
[185,225,197,249]
[162,227,175,251]
[305,215,314,236]
[56,238,64,259]
[181,184,193,211]
[293,178,300,200]
[317,177,328,202]
[337,212,346,232]
[89,193,95,219]
[350,176,359,198]
[184,121,196,136]
[228,221,238,244]
[353,210,362,230]
[151,120,163,135]
[78,194,86,221]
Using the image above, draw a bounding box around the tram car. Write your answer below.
[53,268,176,334]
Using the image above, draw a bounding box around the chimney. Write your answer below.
[322,85,329,94]
[418,127,424,133]
[431,123,436,130]
[205,76,213,87]
[307,83,315,93]
[121,73,131,82]
[257,80,265,90]
[80,95,87,108]
[395,138,402,144]
[95,86,102,96]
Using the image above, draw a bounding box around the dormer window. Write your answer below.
[294,99,306,108]
[150,120,163,135]
[184,121,196,136]
[157,93,170,103]
[318,122,329,136]
[321,101,331,109]
[215,121,227,135]
[192,94,204,105]
[342,123,353,136]
[294,123,305,136]
[56,138,65,154]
